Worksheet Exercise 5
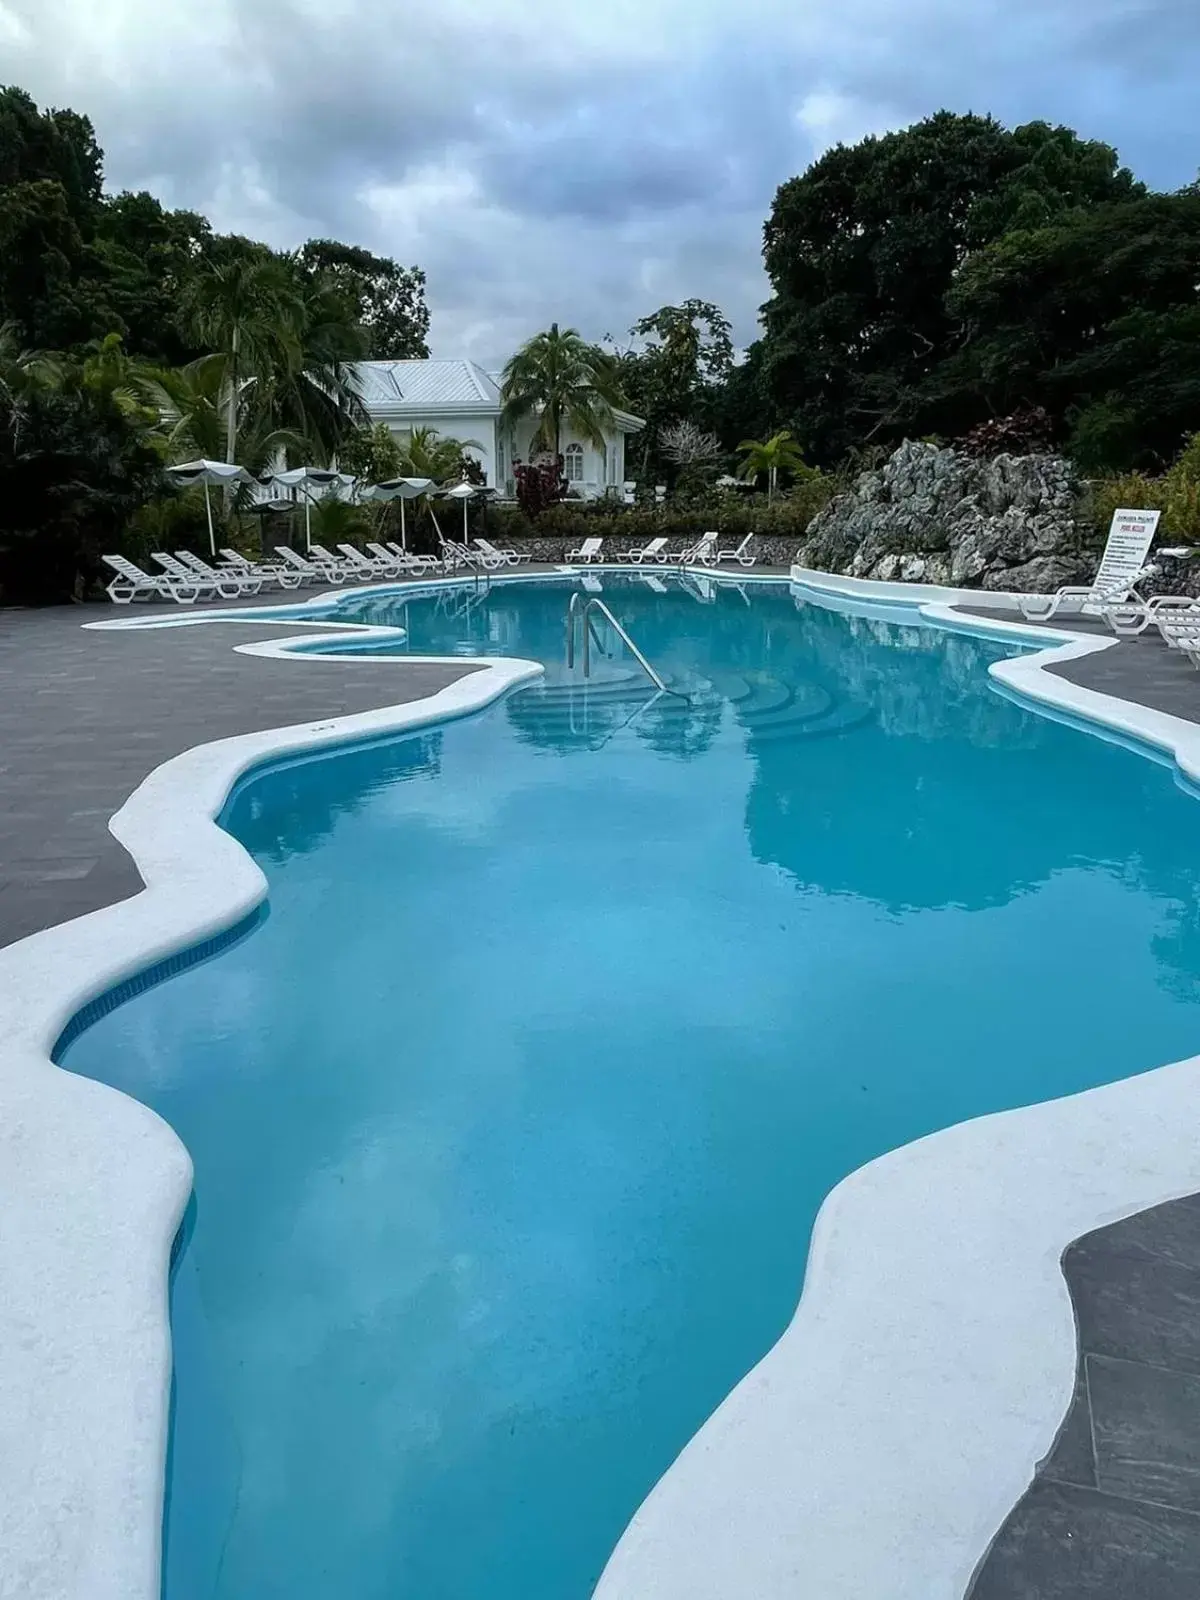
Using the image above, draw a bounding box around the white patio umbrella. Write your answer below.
[362,477,434,551]
[166,460,253,555]
[265,467,357,550]
[441,479,491,547]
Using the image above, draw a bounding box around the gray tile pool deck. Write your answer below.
[0,594,479,947]
[3,582,1200,1598]
[957,604,1200,1599]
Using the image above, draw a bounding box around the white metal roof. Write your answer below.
[354,359,501,413]
[354,358,644,432]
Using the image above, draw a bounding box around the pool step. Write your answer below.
[514,668,871,748]
[748,700,874,744]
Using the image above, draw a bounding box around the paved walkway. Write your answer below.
[962,604,1200,721]
[958,603,1200,1598]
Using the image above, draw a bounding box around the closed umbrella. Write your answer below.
[166,459,253,555]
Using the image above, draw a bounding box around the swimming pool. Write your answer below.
[59,575,1200,1600]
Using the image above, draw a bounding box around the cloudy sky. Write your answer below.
[3,0,1198,365]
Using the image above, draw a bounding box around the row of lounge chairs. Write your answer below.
[565,532,756,566]
[101,542,444,604]
[1014,558,1200,668]
[101,530,761,605]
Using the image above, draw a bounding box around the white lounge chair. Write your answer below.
[337,542,400,579]
[474,537,529,566]
[621,536,670,564]
[307,543,362,580]
[1019,568,1157,623]
[219,548,304,590]
[1018,510,1160,621]
[567,537,604,563]
[445,537,504,570]
[717,533,756,567]
[680,532,718,565]
[175,549,262,597]
[1099,593,1200,638]
[1158,611,1200,664]
[150,552,224,600]
[381,542,440,574]
[102,553,201,605]
[275,545,334,584]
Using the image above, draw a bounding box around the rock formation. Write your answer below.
[796,440,1093,591]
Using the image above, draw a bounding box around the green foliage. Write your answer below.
[757,111,1142,463]
[736,429,811,501]
[501,322,625,456]
[616,300,733,483]
[0,347,164,603]
[490,474,834,547]
[89,192,214,365]
[945,194,1200,469]
[338,421,405,483]
[1085,432,1200,545]
[297,239,429,359]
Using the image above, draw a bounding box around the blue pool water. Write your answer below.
[60,576,1200,1600]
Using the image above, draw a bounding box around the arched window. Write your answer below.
[564,442,585,482]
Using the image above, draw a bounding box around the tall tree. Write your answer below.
[616,299,733,480]
[298,240,430,359]
[395,425,483,482]
[178,246,303,462]
[263,265,368,461]
[757,113,1142,463]
[940,191,1200,469]
[89,192,215,365]
[0,328,162,603]
[501,322,624,457]
[0,87,107,348]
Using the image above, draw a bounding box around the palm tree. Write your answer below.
[179,250,303,463]
[736,429,809,502]
[500,322,624,457]
[180,252,368,469]
[398,425,483,482]
[263,267,368,463]
[0,322,65,451]
[136,356,302,479]
[80,333,160,428]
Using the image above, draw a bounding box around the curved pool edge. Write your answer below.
[593,568,1200,1600]
[12,564,1200,1600]
[0,649,543,1600]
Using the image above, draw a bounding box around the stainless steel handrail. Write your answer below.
[565,591,671,693]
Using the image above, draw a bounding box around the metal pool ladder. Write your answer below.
[565,591,671,692]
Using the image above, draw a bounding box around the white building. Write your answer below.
[354,359,644,499]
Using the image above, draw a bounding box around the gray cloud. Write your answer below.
[2,0,1198,366]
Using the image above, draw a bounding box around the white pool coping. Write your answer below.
[4,564,1200,1600]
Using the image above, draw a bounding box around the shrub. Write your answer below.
[959,408,1055,458]
[488,472,834,548]
[1084,431,1200,547]
[513,457,567,517]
